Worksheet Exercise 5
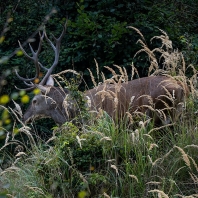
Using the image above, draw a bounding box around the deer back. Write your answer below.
[85,76,188,123]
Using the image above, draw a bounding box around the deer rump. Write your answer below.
[85,76,187,125]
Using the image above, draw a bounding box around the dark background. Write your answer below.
[0,0,198,132]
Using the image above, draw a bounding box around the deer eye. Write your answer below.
[32,99,37,104]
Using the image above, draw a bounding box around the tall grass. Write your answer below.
[1,28,198,198]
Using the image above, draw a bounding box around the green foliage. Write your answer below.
[1,0,197,92]
[55,122,104,172]
[1,103,198,197]
[64,74,90,123]
[1,1,198,197]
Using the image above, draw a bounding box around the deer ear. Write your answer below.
[37,85,48,94]
[46,75,54,86]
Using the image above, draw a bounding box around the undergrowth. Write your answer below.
[0,28,198,198]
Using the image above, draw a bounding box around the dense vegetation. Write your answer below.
[1,0,198,85]
[0,0,198,197]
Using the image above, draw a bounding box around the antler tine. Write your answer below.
[39,62,48,71]
[16,31,45,84]
[15,85,36,91]
[15,21,67,90]
[39,20,67,85]
[15,78,36,91]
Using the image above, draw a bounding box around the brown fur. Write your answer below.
[23,76,189,125]
[85,76,189,125]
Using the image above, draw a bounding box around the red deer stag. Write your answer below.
[16,23,189,126]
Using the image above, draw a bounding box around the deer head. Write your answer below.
[16,22,189,126]
[15,22,75,125]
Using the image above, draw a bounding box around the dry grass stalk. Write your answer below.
[174,146,191,169]
[139,121,145,129]
[148,123,175,134]
[148,155,153,164]
[148,59,159,75]
[5,129,9,143]
[189,76,198,98]
[151,28,173,50]
[155,109,167,122]
[104,78,117,85]
[143,134,153,140]
[161,50,181,73]
[176,195,198,198]
[140,104,156,112]
[160,148,174,162]
[127,26,146,42]
[0,166,21,175]
[151,69,169,76]
[107,90,117,98]
[86,130,106,137]
[95,90,114,102]
[103,192,111,198]
[0,141,19,152]
[188,172,198,184]
[132,110,148,118]
[160,86,175,104]
[125,111,134,124]
[111,164,119,175]
[106,159,116,163]
[113,64,128,82]
[96,108,105,119]
[113,64,125,77]
[148,155,162,167]
[130,130,139,144]
[24,185,45,196]
[101,71,106,83]
[189,156,198,172]
[185,144,198,150]
[123,67,128,82]
[138,94,154,106]
[53,77,65,94]
[9,107,25,127]
[174,194,196,198]
[79,173,91,194]
[175,166,186,175]
[148,189,169,198]
[129,96,135,106]
[134,39,159,75]
[146,181,161,185]
[115,79,123,93]
[63,95,71,118]
[94,58,99,80]
[15,152,27,157]
[129,174,139,182]
[130,132,135,143]
[181,53,186,74]
[100,136,112,141]
[131,62,139,79]
[149,143,158,151]
[189,79,196,97]
[104,66,118,81]
[87,68,97,87]
[6,194,15,198]
[20,127,35,145]
[12,100,23,118]
[114,97,118,109]
[53,69,80,77]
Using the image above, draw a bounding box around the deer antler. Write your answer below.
[15,20,67,90]
[39,21,67,86]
